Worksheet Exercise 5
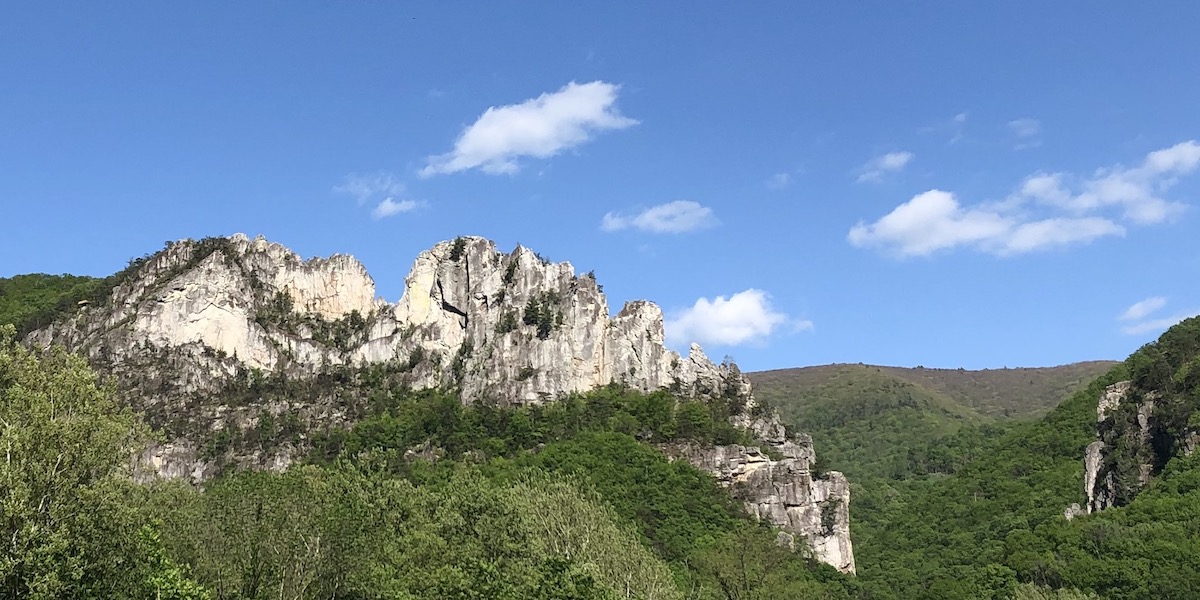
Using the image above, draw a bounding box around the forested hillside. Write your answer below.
[751,364,996,482]
[822,319,1200,599]
[0,273,104,335]
[0,324,860,599]
[6,254,1198,599]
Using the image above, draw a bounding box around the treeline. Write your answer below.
[0,324,856,599]
[313,383,761,470]
[0,237,234,338]
[0,273,105,336]
[842,318,1200,599]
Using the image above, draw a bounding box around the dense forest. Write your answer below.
[759,319,1200,599]
[3,273,1200,599]
[0,323,857,599]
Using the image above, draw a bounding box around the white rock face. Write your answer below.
[1083,380,1163,514]
[1096,380,1130,423]
[1083,440,1110,513]
[662,423,855,574]
[29,234,852,572]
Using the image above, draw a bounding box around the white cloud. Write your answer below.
[953,112,968,124]
[335,172,423,219]
[849,141,1199,257]
[601,200,717,234]
[847,190,1014,256]
[371,197,420,219]
[665,289,801,347]
[1119,296,1167,321]
[1122,311,1200,336]
[1017,141,1198,224]
[857,151,914,183]
[420,80,637,176]
[1117,297,1198,336]
[1008,118,1041,138]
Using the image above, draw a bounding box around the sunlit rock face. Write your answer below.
[662,416,855,574]
[29,233,853,573]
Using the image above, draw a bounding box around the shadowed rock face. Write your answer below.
[1082,380,1182,515]
[28,233,854,573]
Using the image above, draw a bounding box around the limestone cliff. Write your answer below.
[1081,379,1197,514]
[28,233,853,572]
[662,416,855,574]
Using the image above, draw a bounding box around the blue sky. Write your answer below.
[3,2,1199,371]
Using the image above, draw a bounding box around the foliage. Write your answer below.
[523,290,564,340]
[146,464,682,599]
[757,364,998,482]
[448,236,467,262]
[837,318,1200,599]
[495,308,519,334]
[0,273,103,334]
[0,325,206,598]
[312,384,757,468]
[753,361,1116,421]
[1097,316,1200,503]
[253,291,373,352]
[305,384,854,598]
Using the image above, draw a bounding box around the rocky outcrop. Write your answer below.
[663,417,855,574]
[1083,380,1163,514]
[31,235,745,404]
[28,233,853,571]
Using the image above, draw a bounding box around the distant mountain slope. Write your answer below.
[753,361,1116,420]
[749,364,996,481]
[747,361,1116,484]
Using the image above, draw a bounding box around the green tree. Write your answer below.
[0,324,205,598]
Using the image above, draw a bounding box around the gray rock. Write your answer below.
[661,414,855,574]
[29,233,853,572]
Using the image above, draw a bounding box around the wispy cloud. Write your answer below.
[334,172,423,219]
[1008,118,1042,149]
[665,289,805,347]
[1008,118,1041,138]
[371,198,420,219]
[334,172,405,205]
[1122,312,1200,336]
[601,200,717,234]
[1118,296,1198,336]
[849,141,1199,257]
[420,80,637,177]
[857,151,914,183]
[919,112,968,144]
[1120,296,1167,322]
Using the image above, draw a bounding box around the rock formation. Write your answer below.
[28,234,854,572]
[662,417,855,574]
[1082,380,1167,514]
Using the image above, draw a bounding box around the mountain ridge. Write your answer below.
[14,233,857,573]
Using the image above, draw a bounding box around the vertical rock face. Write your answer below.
[28,234,852,572]
[1083,380,1163,514]
[662,419,855,574]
